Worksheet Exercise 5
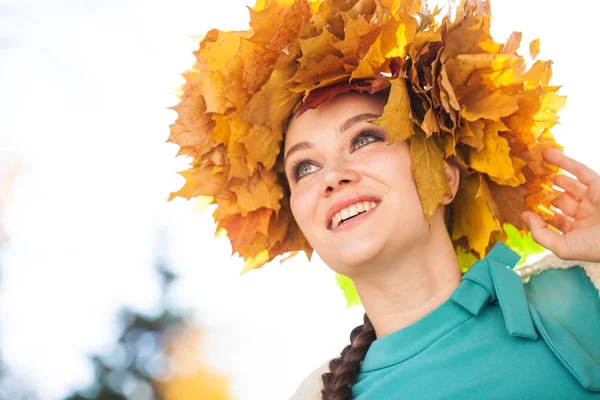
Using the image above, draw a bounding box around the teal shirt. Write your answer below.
[353,243,600,399]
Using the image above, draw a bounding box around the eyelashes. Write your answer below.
[288,128,387,183]
[350,128,386,149]
[290,158,315,182]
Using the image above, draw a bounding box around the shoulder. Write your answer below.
[518,252,600,302]
[289,360,329,400]
[517,253,600,391]
[519,253,600,339]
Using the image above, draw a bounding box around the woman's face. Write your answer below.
[284,92,431,276]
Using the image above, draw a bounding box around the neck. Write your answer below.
[352,227,462,339]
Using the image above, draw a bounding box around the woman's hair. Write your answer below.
[321,314,376,400]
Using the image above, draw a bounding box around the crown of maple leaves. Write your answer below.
[169,0,564,273]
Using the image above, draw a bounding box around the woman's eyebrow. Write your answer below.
[336,112,381,135]
[284,141,313,166]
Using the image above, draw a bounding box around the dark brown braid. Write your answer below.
[321,313,376,400]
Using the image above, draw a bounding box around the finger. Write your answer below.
[548,208,574,233]
[543,148,598,186]
[522,211,566,254]
[553,174,587,200]
[551,194,580,218]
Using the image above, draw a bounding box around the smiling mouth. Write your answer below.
[329,201,379,230]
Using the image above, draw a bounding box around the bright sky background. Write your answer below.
[0,0,599,399]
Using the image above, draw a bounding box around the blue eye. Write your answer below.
[291,159,319,182]
[351,129,385,150]
[355,135,376,148]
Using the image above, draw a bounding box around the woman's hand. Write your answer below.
[522,148,600,263]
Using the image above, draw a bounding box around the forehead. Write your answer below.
[284,92,385,151]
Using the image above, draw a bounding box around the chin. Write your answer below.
[317,220,429,277]
[319,235,387,276]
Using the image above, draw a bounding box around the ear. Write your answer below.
[441,160,460,205]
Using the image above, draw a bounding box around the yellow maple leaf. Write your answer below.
[196,29,245,72]
[218,208,273,251]
[469,120,518,185]
[452,173,501,257]
[229,168,283,215]
[169,164,228,201]
[168,87,217,159]
[373,77,415,143]
[409,129,450,222]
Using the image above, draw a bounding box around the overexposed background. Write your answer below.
[0,0,598,399]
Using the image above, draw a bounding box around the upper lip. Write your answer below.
[325,195,382,229]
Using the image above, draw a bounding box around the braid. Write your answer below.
[321,313,376,400]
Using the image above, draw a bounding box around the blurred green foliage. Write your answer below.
[64,260,189,400]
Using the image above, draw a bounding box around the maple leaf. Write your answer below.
[451,173,501,257]
[195,29,245,72]
[487,181,531,230]
[229,168,283,215]
[239,125,281,171]
[373,77,415,143]
[468,120,519,185]
[441,9,493,63]
[168,86,218,160]
[409,129,450,222]
[169,163,228,202]
[331,12,380,59]
[457,119,485,150]
[218,208,273,251]
[240,56,302,129]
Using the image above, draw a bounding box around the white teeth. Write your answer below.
[333,214,341,226]
[329,201,379,229]
[341,208,349,220]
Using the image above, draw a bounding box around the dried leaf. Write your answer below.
[373,77,415,143]
[452,173,501,257]
[501,31,522,54]
[218,208,273,251]
[469,120,518,184]
[409,129,450,221]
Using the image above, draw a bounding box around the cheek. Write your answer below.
[289,183,318,234]
[366,142,413,182]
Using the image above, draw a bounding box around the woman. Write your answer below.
[286,90,600,399]
[168,0,600,398]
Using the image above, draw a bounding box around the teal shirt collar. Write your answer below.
[361,243,537,372]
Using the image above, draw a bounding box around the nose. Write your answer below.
[322,160,361,196]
